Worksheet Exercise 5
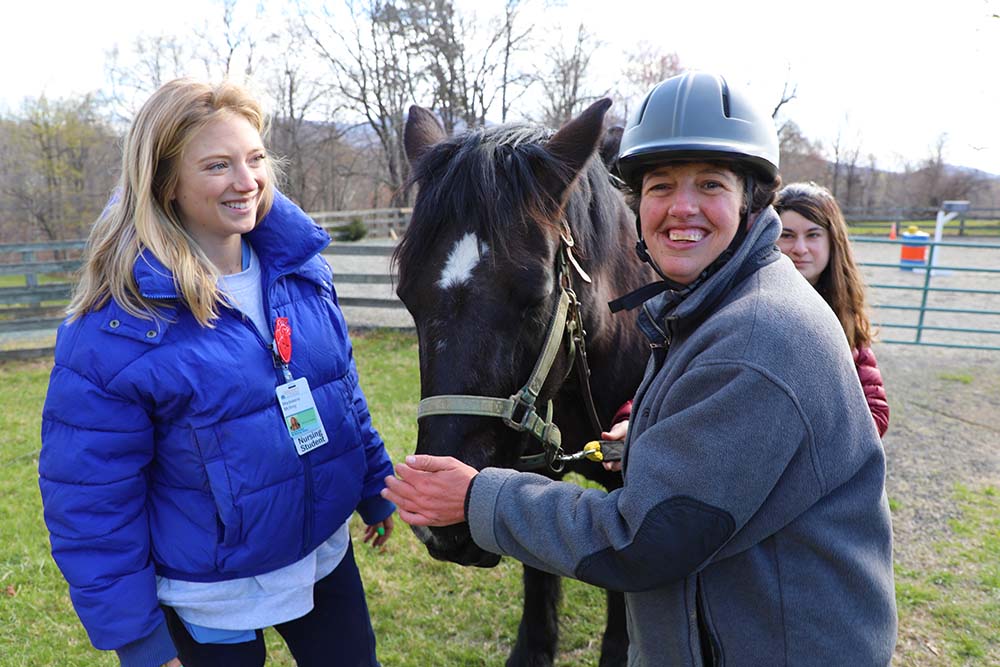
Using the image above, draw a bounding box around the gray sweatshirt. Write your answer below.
[467,208,897,666]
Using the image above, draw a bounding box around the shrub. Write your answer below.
[337,218,368,242]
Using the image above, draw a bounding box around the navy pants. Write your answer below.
[164,541,379,667]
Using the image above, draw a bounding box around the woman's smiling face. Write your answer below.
[777,210,831,286]
[638,162,744,285]
[171,112,269,261]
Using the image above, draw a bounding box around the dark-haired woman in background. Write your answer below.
[775,181,889,437]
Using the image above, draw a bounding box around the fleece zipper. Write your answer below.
[623,313,672,472]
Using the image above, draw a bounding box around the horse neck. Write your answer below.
[563,195,651,426]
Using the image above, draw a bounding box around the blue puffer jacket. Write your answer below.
[39,192,396,652]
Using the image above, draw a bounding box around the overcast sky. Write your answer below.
[4,0,999,175]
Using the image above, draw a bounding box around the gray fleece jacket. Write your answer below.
[467,208,897,666]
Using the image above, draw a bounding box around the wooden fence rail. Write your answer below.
[0,236,403,360]
[311,208,412,239]
[6,204,993,359]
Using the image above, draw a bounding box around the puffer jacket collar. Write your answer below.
[637,207,782,345]
[133,191,331,299]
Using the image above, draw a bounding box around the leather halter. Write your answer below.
[416,223,604,472]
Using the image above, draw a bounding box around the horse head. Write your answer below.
[395,100,647,567]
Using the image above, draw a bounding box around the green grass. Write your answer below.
[0,331,608,666]
[938,372,974,385]
[894,484,1000,664]
[3,331,998,665]
[848,219,1000,237]
[0,274,71,288]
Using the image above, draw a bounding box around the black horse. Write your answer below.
[394,99,652,666]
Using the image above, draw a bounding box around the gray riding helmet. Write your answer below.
[616,71,779,187]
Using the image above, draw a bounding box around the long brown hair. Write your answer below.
[68,78,276,327]
[774,182,873,349]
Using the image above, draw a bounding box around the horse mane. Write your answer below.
[394,122,627,294]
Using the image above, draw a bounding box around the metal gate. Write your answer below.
[852,237,1000,351]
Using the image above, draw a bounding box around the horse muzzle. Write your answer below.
[410,524,502,568]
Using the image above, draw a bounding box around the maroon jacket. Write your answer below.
[853,346,889,437]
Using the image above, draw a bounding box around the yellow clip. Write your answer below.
[583,440,604,462]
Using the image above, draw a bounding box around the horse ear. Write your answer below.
[599,125,624,169]
[405,105,447,165]
[543,98,613,197]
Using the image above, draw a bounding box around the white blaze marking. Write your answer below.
[437,232,488,290]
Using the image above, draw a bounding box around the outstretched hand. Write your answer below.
[381,455,478,527]
[601,419,628,472]
[362,514,394,549]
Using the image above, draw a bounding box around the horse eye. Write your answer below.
[507,264,554,314]
[513,281,554,316]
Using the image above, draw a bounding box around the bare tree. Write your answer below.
[861,154,887,211]
[828,126,846,199]
[193,0,263,78]
[269,63,334,209]
[908,134,988,207]
[771,75,798,120]
[264,35,370,212]
[103,35,194,124]
[842,139,863,208]
[777,120,827,185]
[612,43,682,124]
[301,0,421,206]
[105,3,266,124]
[539,23,599,128]
[497,0,534,122]
[399,0,473,133]
[395,0,532,131]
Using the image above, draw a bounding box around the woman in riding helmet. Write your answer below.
[383,72,897,666]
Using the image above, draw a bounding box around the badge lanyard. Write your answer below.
[273,317,329,456]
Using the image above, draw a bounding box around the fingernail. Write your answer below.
[405,455,416,464]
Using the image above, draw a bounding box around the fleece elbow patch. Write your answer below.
[575,496,735,592]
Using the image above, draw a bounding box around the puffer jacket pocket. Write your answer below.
[204,458,242,548]
[193,427,243,550]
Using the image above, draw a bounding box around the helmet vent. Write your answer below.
[720,77,732,118]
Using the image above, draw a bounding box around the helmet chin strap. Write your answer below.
[610,175,756,314]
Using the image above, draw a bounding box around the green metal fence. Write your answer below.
[853,237,1000,351]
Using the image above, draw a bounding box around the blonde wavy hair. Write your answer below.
[774,182,873,349]
[68,78,276,327]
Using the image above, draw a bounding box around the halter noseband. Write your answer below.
[415,222,603,473]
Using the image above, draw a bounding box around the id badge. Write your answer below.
[275,377,329,456]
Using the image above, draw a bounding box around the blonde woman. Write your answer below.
[39,79,394,667]
[775,182,889,437]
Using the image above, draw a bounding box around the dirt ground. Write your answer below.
[880,342,1000,555]
[848,237,1000,572]
[877,342,1000,663]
